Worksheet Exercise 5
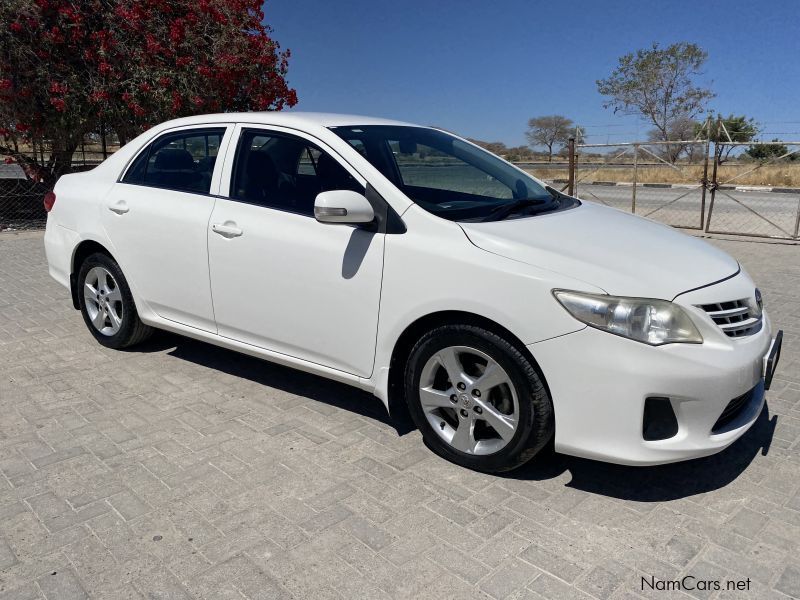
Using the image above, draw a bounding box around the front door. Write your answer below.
[101,125,231,332]
[207,126,385,377]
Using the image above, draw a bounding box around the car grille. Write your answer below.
[699,299,761,338]
[712,386,757,433]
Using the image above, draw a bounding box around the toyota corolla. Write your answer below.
[43,112,782,472]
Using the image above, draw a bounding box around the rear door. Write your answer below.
[102,125,232,332]
[206,125,385,377]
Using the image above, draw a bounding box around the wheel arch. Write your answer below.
[69,239,117,310]
[386,310,552,421]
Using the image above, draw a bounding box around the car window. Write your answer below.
[388,139,513,199]
[123,128,225,194]
[230,129,363,216]
[331,125,570,222]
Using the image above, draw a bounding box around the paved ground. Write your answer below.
[0,231,799,600]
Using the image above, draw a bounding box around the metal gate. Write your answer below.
[570,139,710,230]
[566,135,800,241]
[705,142,800,240]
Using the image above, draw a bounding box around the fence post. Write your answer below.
[100,121,108,160]
[700,136,710,230]
[705,141,720,233]
[567,137,575,196]
[631,144,638,214]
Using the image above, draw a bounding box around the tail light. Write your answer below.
[43,191,56,212]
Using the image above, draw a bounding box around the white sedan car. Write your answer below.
[43,112,782,472]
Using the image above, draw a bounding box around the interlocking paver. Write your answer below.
[0,231,798,599]
[478,558,539,599]
[775,564,800,599]
[35,566,88,600]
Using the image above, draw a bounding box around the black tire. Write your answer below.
[77,252,153,349]
[404,324,553,473]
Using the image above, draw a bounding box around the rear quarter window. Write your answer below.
[122,128,225,194]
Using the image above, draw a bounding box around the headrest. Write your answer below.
[154,149,195,171]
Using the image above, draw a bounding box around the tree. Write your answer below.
[597,42,714,154]
[647,115,701,162]
[525,115,581,162]
[468,139,509,156]
[467,139,537,161]
[745,139,797,162]
[704,114,758,164]
[0,0,297,185]
[504,146,535,162]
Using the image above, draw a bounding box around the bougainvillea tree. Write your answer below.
[0,0,297,185]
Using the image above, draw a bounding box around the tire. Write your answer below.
[404,324,553,473]
[77,252,153,349]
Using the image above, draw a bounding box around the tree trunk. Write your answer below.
[46,141,80,188]
[547,144,553,162]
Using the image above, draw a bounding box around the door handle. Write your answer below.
[108,201,129,214]
[211,222,243,238]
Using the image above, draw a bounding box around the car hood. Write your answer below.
[459,201,739,299]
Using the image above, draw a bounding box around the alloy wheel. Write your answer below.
[83,266,124,336]
[418,345,520,455]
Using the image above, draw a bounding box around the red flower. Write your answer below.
[89,90,110,102]
[169,20,184,44]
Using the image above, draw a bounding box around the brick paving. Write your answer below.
[0,230,798,600]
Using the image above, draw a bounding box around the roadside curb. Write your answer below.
[549,179,799,194]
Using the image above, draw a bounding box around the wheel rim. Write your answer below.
[83,266,123,336]
[419,345,520,456]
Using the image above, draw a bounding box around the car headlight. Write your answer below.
[553,289,703,345]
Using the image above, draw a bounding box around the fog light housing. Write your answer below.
[642,397,679,441]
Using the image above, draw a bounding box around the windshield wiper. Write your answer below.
[480,197,552,222]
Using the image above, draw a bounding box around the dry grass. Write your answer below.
[524,164,800,188]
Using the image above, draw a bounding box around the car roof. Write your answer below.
[156,111,418,130]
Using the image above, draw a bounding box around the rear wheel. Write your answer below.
[77,253,152,349]
[404,324,553,472]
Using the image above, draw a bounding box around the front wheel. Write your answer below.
[404,324,554,473]
[77,253,153,349]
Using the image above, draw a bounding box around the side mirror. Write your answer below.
[314,190,375,225]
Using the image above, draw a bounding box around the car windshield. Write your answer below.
[330,125,575,222]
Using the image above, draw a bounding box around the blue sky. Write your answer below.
[264,0,800,147]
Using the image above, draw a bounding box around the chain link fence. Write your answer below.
[0,170,50,231]
[0,141,118,232]
[2,132,800,240]
[572,140,711,230]
[705,142,800,240]
[544,136,800,241]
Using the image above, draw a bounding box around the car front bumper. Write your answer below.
[529,274,778,466]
